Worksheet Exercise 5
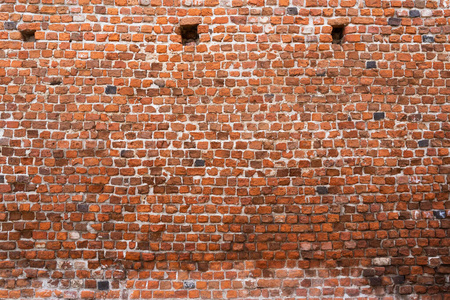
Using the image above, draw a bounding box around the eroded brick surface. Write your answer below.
[0,0,449,299]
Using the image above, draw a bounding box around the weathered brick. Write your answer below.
[4,21,16,30]
[286,7,298,15]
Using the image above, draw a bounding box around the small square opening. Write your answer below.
[331,26,344,44]
[181,24,199,45]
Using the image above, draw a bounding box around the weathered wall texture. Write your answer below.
[0,0,450,298]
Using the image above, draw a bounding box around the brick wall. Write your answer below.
[0,0,449,298]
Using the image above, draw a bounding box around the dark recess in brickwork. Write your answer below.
[331,26,344,44]
[20,29,36,42]
[181,24,199,45]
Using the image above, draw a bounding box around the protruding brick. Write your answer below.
[328,18,350,27]
[180,17,202,26]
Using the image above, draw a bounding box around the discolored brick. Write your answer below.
[4,22,17,30]
[286,7,298,15]
[374,112,385,120]
[366,61,376,69]
[316,186,328,195]
[105,85,116,94]
[97,281,109,290]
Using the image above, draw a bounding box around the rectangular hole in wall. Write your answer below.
[331,26,344,44]
[181,24,199,45]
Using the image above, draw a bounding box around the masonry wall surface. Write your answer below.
[0,0,450,299]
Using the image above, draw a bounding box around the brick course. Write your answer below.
[0,0,449,299]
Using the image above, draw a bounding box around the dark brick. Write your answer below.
[105,85,116,94]
[366,61,376,69]
[434,210,446,219]
[77,204,89,212]
[388,18,402,26]
[418,140,429,147]
[422,35,434,43]
[363,269,375,277]
[374,112,385,120]
[286,7,298,15]
[409,10,420,18]
[197,262,209,272]
[98,281,109,290]
[316,186,328,195]
[195,159,205,167]
[369,277,382,286]
[393,275,405,284]
[289,168,302,177]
